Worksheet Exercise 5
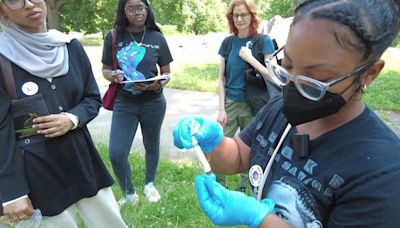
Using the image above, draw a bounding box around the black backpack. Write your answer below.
[223,34,279,115]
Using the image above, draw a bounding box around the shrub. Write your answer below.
[159,24,180,36]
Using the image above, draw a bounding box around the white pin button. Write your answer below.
[249,165,264,187]
[22,82,39,96]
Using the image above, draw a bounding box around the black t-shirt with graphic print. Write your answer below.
[239,96,400,227]
[101,29,173,100]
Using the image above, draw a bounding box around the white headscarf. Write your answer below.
[0,23,73,78]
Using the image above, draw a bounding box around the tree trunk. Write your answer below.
[46,0,67,30]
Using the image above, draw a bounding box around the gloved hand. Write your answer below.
[173,115,223,153]
[195,174,274,228]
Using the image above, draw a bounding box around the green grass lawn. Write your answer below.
[94,144,245,228]
[167,63,219,93]
[364,69,400,111]
[363,50,400,111]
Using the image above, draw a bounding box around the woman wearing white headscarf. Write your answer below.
[0,0,126,227]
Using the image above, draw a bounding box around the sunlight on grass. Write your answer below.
[95,143,246,228]
[79,34,104,47]
[167,63,219,93]
[364,70,400,111]
[364,49,400,112]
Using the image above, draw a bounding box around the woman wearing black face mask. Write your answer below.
[172,0,400,227]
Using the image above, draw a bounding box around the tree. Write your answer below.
[175,0,227,34]
[151,0,182,26]
[54,0,301,35]
[260,0,299,19]
[59,0,117,34]
[47,0,67,29]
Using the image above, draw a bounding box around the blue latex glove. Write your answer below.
[173,115,223,153]
[195,174,274,228]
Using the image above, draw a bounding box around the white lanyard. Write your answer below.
[256,123,292,201]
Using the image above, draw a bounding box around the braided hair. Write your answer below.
[293,0,400,60]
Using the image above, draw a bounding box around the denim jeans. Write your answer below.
[108,92,166,195]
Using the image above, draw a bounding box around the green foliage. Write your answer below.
[58,0,226,35]
[175,0,227,35]
[56,0,301,35]
[59,0,117,34]
[159,24,180,36]
[152,0,227,34]
[259,0,299,19]
[151,0,182,26]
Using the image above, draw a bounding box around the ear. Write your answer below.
[362,60,385,87]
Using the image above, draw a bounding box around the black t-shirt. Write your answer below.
[240,96,400,227]
[102,29,173,100]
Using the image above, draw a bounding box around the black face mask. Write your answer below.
[282,82,346,126]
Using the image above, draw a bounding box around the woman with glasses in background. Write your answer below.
[0,0,126,227]
[215,0,276,193]
[173,0,400,227]
[101,0,172,207]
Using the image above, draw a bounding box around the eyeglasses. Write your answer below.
[125,5,147,16]
[1,0,44,11]
[264,46,375,101]
[232,13,250,20]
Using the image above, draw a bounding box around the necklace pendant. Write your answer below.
[129,27,146,47]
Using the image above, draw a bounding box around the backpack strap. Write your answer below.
[250,33,266,65]
[223,35,234,78]
[272,38,279,51]
[0,54,17,100]
[223,33,269,76]
[111,29,117,70]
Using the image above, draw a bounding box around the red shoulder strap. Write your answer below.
[111,29,117,70]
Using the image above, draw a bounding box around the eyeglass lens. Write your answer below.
[233,13,250,19]
[125,5,147,15]
[265,62,290,86]
[295,78,325,100]
[3,0,44,10]
[266,61,326,100]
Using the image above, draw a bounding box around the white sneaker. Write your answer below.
[144,182,161,203]
[118,193,139,208]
